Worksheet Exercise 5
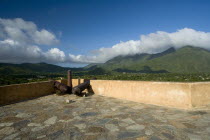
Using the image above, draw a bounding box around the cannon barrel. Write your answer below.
[72,80,90,95]
[54,81,71,93]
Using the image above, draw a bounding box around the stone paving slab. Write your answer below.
[0,94,210,140]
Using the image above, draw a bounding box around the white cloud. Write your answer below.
[34,29,58,45]
[69,28,210,63]
[0,18,61,63]
[44,48,66,63]
[0,18,58,45]
[1,18,210,65]
[0,41,43,63]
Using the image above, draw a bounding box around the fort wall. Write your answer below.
[1,79,210,109]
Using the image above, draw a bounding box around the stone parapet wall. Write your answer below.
[190,82,210,108]
[90,80,192,109]
[0,81,54,106]
[1,79,210,109]
[71,79,210,109]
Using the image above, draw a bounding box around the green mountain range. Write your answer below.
[0,62,82,74]
[1,46,210,75]
[85,46,210,73]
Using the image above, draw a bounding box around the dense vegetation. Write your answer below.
[0,63,87,86]
[77,73,210,82]
[0,74,65,86]
[0,62,82,74]
[2,73,210,86]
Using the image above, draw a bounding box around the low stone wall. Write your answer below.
[1,79,210,109]
[90,80,192,109]
[191,82,210,108]
[0,81,54,106]
[70,79,210,109]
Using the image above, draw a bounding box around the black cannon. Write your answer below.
[54,81,71,93]
[72,80,90,95]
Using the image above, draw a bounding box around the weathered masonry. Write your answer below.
[1,79,210,109]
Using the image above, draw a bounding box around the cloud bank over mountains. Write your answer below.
[1,18,210,64]
[70,28,210,63]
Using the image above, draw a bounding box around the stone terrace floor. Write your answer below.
[0,94,210,140]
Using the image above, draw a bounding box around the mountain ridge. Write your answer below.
[85,46,210,73]
[1,46,210,74]
[0,62,82,74]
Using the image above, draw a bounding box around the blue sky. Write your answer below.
[1,0,210,67]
